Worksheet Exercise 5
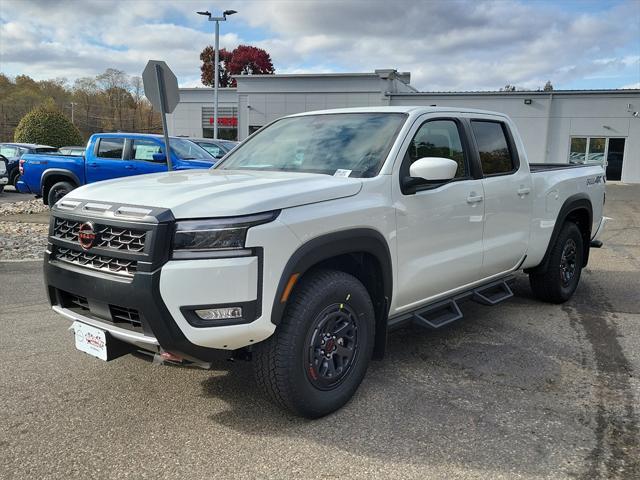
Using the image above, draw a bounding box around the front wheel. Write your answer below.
[253,269,375,418]
[47,181,75,208]
[529,221,584,303]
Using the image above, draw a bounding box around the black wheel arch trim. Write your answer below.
[270,228,393,358]
[525,193,593,274]
[41,168,81,192]
[271,228,393,323]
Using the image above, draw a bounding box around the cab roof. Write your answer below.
[287,105,509,118]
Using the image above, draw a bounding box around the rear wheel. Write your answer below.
[529,221,584,303]
[253,269,375,418]
[10,171,20,188]
[47,181,75,207]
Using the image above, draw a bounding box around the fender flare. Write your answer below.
[41,169,81,196]
[526,193,593,273]
[270,228,393,326]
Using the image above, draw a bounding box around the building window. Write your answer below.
[202,106,238,141]
[569,137,588,164]
[569,136,611,165]
[568,136,626,180]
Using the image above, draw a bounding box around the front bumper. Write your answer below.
[45,258,235,362]
[44,201,278,362]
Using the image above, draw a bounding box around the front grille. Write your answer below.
[58,289,143,332]
[109,305,142,329]
[53,218,146,252]
[62,292,90,311]
[54,247,137,276]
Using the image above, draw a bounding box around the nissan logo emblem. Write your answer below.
[78,222,97,250]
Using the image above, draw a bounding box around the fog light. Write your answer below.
[195,307,243,320]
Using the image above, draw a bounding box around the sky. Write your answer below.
[1,0,639,91]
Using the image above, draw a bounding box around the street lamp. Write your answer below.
[197,9,237,139]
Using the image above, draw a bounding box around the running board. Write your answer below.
[390,276,516,331]
[472,279,513,306]
[412,299,463,330]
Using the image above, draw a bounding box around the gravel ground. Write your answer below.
[0,198,49,216]
[0,199,49,260]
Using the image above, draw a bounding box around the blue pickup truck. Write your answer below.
[17,133,215,205]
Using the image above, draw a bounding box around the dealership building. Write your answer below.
[167,69,640,183]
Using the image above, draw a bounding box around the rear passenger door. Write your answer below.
[87,137,126,183]
[470,118,532,277]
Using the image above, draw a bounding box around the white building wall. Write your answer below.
[168,88,237,137]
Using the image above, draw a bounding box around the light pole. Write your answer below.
[197,9,237,139]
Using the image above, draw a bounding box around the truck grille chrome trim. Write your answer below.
[52,305,159,346]
[53,246,137,276]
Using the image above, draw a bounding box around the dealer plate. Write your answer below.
[72,321,108,361]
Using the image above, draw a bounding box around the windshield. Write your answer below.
[217,113,407,178]
[170,138,214,160]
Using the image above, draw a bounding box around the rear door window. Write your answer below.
[131,139,162,161]
[471,121,515,175]
[97,138,124,159]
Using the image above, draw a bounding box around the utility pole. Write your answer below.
[70,102,77,125]
[197,9,237,139]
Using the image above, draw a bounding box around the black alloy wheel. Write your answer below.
[306,302,360,390]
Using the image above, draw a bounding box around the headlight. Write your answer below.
[172,211,278,259]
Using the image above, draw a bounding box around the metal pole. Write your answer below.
[214,19,220,139]
[155,64,173,172]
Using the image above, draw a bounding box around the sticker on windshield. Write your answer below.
[334,169,352,177]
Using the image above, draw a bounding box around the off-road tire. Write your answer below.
[253,269,375,418]
[529,221,584,303]
[47,181,74,208]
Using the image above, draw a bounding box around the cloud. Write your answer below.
[1,0,638,91]
[232,0,640,91]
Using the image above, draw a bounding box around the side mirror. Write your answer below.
[402,157,458,194]
[409,157,458,181]
[151,153,167,162]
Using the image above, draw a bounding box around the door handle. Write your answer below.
[124,165,135,170]
[466,194,484,204]
[517,187,531,196]
[88,162,98,167]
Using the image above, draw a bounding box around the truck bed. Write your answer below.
[529,163,593,173]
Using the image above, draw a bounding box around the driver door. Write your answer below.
[392,116,485,313]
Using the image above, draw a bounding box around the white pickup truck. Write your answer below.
[45,107,606,417]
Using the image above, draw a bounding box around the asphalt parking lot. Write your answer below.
[1,184,638,479]
[0,186,31,204]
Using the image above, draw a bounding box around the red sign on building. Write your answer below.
[209,117,238,127]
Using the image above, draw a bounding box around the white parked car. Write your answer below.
[44,107,606,417]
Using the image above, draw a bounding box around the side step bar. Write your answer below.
[472,280,513,306]
[388,277,515,331]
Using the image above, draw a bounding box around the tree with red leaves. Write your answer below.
[200,45,275,87]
